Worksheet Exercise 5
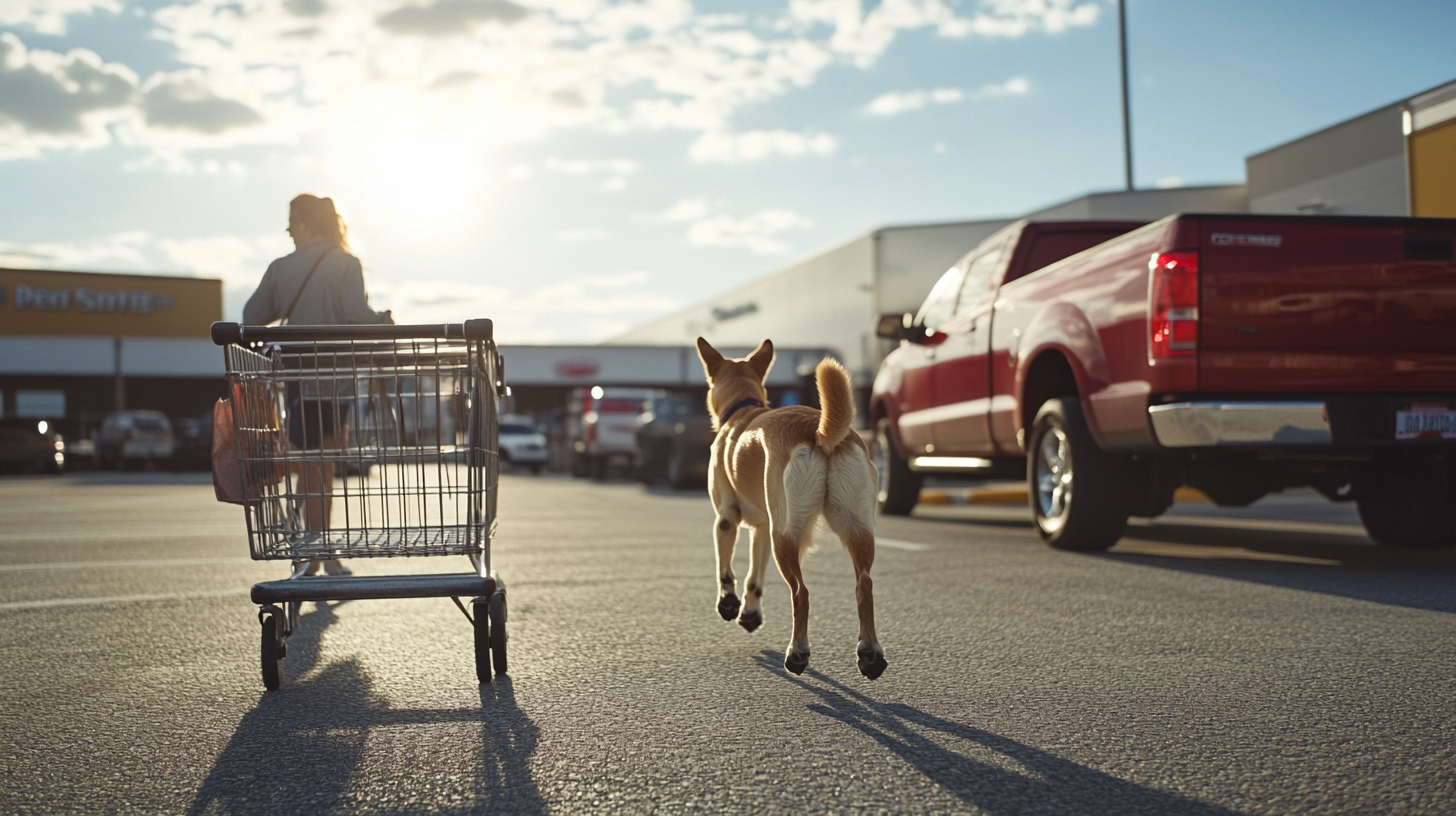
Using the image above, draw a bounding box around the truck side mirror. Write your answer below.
[876,313,910,341]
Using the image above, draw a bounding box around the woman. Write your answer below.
[244,195,393,576]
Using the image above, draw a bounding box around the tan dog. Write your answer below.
[697,337,887,679]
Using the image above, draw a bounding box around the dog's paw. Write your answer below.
[737,610,762,632]
[784,649,810,675]
[857,647,887,680]
[717,594,741,621]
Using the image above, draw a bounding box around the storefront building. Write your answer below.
[0,268,224,436]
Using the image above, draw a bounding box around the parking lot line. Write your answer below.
[0,587,251,612]
[0,557,255,572]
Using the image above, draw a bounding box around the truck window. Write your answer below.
[1010,229,1138,283]
[954,238,1009,315]
[915,265,967,330]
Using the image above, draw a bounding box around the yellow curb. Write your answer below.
[918,485,1212,505]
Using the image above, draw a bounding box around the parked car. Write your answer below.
[95,410,175,470]
[0,418,65,474]
[498,416,548,474]
[872,214,1456,551]
[567,387,652,479]
[636,391,714,489]
[172,412,213,471]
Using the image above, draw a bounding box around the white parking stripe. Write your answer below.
[1129,516,1369,538]
[0,557,255,572]
[0,587,252,612]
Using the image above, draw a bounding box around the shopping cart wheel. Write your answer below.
[260,607,283,691]
[472,598,492,683]
[489,590,508,676]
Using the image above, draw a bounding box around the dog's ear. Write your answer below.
[696,337,725,380]
[746,338,774,381]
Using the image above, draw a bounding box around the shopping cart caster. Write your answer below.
[472,597,492,683]
[489,589,508,677]
[260,605,284,691]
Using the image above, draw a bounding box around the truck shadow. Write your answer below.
[902,509,1456,615]
[1099,524,1456,614]
[186,602,544,815]
[754,651,1239,816]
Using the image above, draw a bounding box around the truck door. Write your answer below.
[896,264,966,455]
[929,238,1008,455]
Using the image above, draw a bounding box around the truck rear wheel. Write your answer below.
[1028,399,1132,551]
[874,418,922,516]
[1356,458,1456,549]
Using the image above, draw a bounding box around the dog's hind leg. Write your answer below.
[770,444,826,674]
[826,451,887,679]
[737,524,771,632]
[714,513,741,621]
[772,529,812,674]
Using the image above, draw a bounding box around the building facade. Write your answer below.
[0,268,224,435]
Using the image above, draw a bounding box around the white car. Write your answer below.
[498,418,548,474]
[95,410,175,470]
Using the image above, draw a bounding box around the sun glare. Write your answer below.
[330,89,488,227]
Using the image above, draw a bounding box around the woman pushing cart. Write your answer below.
[211,319,508,690]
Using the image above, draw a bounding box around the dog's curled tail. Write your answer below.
[815,357,855,453]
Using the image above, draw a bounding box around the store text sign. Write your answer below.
[0,268,221,337]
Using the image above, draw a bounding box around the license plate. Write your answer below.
[1396,403,1456,440]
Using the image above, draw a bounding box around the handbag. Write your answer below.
[212,377,287,504]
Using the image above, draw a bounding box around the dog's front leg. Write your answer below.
[736,525,772,632]
[714,516,741,621]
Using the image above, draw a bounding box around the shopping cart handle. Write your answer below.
[211,320,493,345]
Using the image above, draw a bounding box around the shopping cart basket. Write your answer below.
[211,320,507,690]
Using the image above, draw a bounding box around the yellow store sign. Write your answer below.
[0,268,221,338]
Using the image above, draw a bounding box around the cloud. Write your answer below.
[553,227,609,242]
[2,1,1092,164]
[688,129,837,164]
[0,0,121,36]
[366,272,678,343]
[864,87,963,117]
[283,0,328,17]
[142,77,264,134]
[661,197,812,254]
[687,209,814,255]
[0,33,136,151]
[377,0,529,37]
[863,76,1029,117]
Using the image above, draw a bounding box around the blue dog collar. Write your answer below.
[719,398,765,424]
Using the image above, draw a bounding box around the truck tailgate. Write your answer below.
[1198,217,1456,392]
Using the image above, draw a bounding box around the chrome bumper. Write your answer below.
[1148,402,1331,448]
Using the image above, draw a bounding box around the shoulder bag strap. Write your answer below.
[280,247,334,325]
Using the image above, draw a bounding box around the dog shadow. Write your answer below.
[754,651,1239,816]
[186,602,544,815]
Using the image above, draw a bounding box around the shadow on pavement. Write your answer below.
[187,602,544,815]
[1100,524,1456,614]
[756,651,1238,816]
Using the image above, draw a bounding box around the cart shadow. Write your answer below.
[187,603,544,815]
[754,651,1239,816]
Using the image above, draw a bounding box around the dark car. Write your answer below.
[0,418,65,474]
[635,391,714,489]
[172,412,214,471]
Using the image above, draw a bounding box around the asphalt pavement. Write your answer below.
[1,471,1453,814]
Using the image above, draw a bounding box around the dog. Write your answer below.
[696,337,887,680]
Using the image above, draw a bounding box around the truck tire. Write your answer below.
[1355,458,1456,549]
[874,418,922,516]
[1027,399,1132,551]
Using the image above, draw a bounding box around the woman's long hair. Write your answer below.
[289,194,350,253]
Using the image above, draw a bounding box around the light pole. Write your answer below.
[1118,0,1134,191]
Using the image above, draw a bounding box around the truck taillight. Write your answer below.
[1149,250,1199,360]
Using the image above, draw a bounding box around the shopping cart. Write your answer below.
[211,320,506,690]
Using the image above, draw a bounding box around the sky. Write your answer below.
[2,0,1455,344]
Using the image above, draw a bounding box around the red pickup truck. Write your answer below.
[870,214,1456,551]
